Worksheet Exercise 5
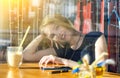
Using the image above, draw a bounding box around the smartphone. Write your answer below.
[41,66,72,70]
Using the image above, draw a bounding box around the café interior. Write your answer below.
[0,0,120,78]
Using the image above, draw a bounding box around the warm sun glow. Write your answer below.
[32,0,39,7]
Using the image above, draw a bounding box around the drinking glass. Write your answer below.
[7,46,23,67]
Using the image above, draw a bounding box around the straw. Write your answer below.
[18,26,30,52]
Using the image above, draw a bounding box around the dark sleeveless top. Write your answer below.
[54,32,103,64]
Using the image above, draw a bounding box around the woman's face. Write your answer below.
[43,24,73,43]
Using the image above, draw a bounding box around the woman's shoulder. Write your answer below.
[83,31,103,43]
[86,31,103,36]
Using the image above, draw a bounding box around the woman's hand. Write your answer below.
[39,55,80,67]
[39,55,64,67]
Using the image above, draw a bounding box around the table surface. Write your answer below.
[0,63,120,78]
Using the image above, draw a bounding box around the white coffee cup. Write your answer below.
[7,46,23,67]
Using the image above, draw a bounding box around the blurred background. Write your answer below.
[0,0,120,73]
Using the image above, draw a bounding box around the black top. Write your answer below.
[54,32,103,64]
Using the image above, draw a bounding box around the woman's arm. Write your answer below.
[23,35,57,62]
[95,34,108,63]
[23,35,44,54]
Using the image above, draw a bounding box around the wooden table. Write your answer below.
[0,63,120,78]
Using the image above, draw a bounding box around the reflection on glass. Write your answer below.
[95,66,106,78]
[7,68,22,78]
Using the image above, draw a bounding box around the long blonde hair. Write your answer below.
[40,14,77,35]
